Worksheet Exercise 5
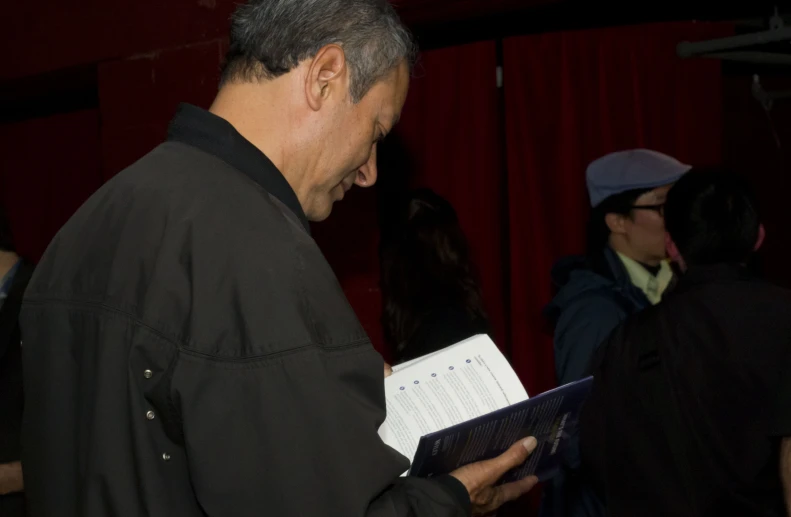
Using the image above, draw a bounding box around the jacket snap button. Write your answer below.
[144,369,153,379]
[146,410,155,420]
[162,453,171,461]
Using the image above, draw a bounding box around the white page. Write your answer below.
[378,334,528,471]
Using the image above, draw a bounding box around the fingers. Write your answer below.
[484,437,537,480]
[449,435,539,510]
[494,475,539,506]
[384,363,393,378]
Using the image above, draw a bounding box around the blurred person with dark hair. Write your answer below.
[541,149,690,517]
[380,188,489,364]
[0,206,33,517]
[581,169,791,517]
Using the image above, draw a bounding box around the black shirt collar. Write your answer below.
[673,262,756,293]
[167,103,310,234]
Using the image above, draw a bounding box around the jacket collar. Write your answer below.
[602,247,652,308]
[674,263,755,292]
[166,103,311,235]
[614,251,674,305]
[602,247,637,290]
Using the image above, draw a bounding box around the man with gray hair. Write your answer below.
[19,1,537,516]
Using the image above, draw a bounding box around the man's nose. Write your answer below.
[355,143,378,188]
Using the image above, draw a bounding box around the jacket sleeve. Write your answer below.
[169,344,471,517]
[553,294,625,386]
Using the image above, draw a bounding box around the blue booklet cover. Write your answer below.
[408,377,593,482]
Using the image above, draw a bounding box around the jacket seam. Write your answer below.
[24,296,182,346]
[22,297,371,362]
[177,338,370,365]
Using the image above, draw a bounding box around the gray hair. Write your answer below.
[221,0,417,103]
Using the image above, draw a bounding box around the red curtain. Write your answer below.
[503,22,731,397]
[0,110,103,261]
[98,39,226,178]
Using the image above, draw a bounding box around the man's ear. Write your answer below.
[665,233,679,262]
[665,232,687,271]
[755,223,766,251]
[604,213,626,235]
[305,44,348,112]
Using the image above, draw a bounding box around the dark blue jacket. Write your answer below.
[547,248,652,386]
[540,247,653,517]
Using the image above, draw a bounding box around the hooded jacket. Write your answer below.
[545,248,652,385]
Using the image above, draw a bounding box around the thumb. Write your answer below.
[485,436,538,481]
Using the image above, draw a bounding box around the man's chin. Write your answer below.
[306,202,334,223]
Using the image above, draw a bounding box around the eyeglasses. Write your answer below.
[631,203,665,215]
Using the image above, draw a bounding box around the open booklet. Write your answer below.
[378,334,593,482]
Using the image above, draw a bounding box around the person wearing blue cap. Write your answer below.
[540,149,691,517]
[580,169,789,517]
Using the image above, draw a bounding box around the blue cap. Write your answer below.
[586,149,692,207]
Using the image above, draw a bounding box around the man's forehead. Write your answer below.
[637,185,671,202]
[378,87,407,128]
[387,61,410,105]
[364,63,409,125]
[654,184,673,195]
[649,184,672,194]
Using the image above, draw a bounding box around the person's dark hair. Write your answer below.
[380,189,487,352]
[0,205,15,253]
[221,0,417,103]
[585,188,652,256]
[664,169,760,267]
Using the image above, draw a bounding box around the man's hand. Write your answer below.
[0,461,23,495]
[384,362,393,378]
[450,437,538,515]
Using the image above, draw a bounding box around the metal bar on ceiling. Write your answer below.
[701,51,791,65]
[678,27,791,58]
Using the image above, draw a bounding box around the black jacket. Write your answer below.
[20,104,470,517]
[0,259,33,517]
[581,263,791,517]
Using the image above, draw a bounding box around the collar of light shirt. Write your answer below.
[616,252,673,305]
